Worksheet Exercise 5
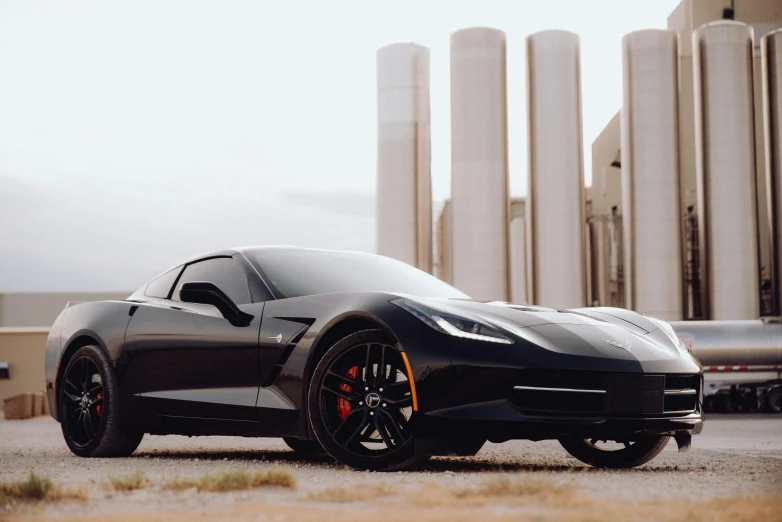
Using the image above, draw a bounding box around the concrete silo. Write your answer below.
[450,28,510,301]
[376,43,432,272]
[693,21,760,320]
[762,28,782,317]
[621,29,684,320]
[525,30,586,309]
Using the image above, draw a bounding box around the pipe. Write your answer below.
[671,319,782,366]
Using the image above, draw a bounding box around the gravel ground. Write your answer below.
[1,413,780,520]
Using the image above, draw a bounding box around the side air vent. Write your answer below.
[262,324,310,387]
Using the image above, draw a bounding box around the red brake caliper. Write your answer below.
[96,393,103,417]
[337,366,359,421]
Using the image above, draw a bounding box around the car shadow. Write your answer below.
[133,449,592,472]
[134,449,335,465]
[132,449,699,473]
[419,459,588,473]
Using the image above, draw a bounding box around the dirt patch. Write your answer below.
[0,472,86,504]
[164,468,295,492]
[6,493,782,522]
[307,483,394,503]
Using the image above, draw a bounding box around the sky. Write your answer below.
[0,0,679,292]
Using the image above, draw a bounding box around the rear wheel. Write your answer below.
[768,391,782,413]
[308,329,427,471]
[60,345,144,457]
[283,437,326,455]
[559,435,670,468]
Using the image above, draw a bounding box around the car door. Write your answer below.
[123,256,264,421]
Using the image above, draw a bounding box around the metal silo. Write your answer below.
[621,29,684,320]
[693,21,760,320]
[762,28,782,317]
[376,43,432,272]
[525,30,586,309]
[510,216,527,304]
[450,28,509,301]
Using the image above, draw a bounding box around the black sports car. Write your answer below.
[45,246,704,470]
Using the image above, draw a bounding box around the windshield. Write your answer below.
[248,249,469,299]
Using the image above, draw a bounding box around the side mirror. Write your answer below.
[179,281,254,327]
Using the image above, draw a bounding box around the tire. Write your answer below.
[308,329,428,471]
[283,437,326,455]
[768,391,782,413]
[59,345,144,458]
[559,435,670,469]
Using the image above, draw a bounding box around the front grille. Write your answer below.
[512,369,603,391]
[663,374,700,413]
[664,375,700,390]
[508,370,700,416]
[663,393,697,413]
[511,387,605,414]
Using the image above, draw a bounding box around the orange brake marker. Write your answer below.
[399,351,418,411]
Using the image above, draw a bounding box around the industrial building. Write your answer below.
[591,0,782,321]
[0,292,129,328]
[378,0,782,323]
[0,292,129,409]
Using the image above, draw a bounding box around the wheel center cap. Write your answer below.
[81,396,88,409]
[365,392,381,409]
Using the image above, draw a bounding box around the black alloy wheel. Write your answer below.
[59,345,144,457]
[559,435,670,468]
[308,329,427,471]
[61,356,104,448]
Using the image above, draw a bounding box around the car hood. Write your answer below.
[407,297,682,362]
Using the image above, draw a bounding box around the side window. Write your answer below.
[144,267,182,299]
[172,257,252,305]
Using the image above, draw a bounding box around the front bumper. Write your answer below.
[404,352,704,444]
[385,304,705,445]
[411,399,704,443]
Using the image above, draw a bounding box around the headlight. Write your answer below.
[646,316,689,354]
[391,298,513,344]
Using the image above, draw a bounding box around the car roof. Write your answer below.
[238,245,375,257]
[182,245,375,266]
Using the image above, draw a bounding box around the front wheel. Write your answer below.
[559,435,670,468]
[60,345,144,457]
[308,329,427,471]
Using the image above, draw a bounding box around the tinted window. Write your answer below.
[173,257,252,305]
[249,250,468,299]
[144,267,182,299]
